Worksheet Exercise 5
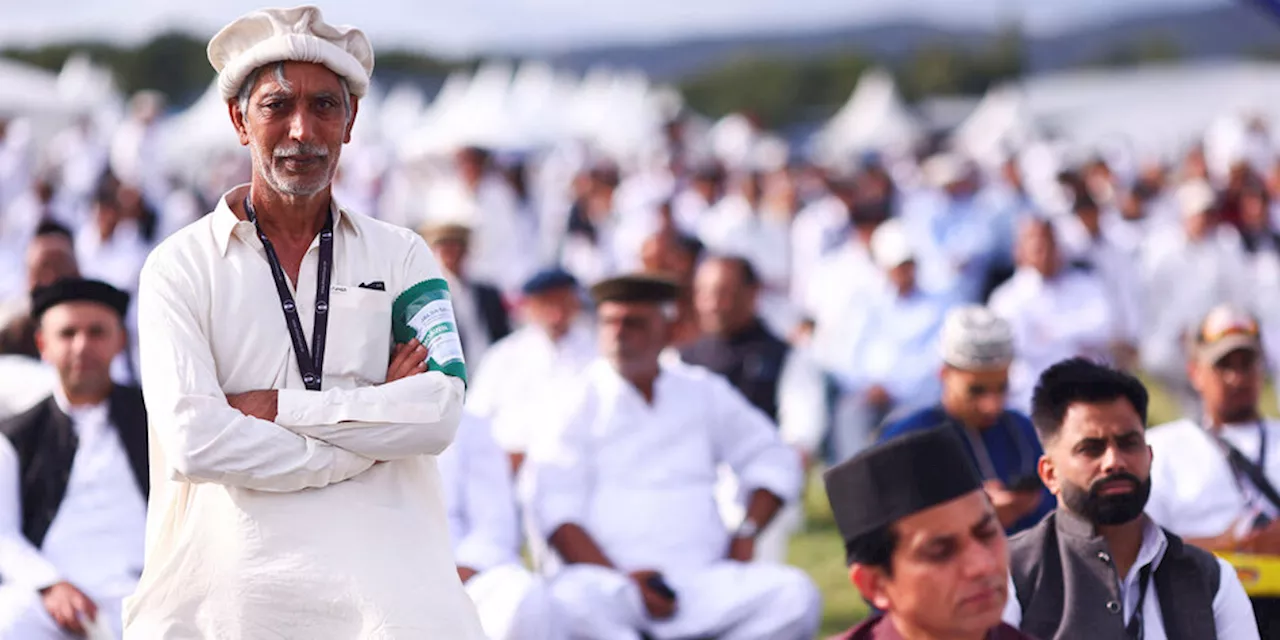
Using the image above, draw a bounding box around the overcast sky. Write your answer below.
[0,0,1227,57]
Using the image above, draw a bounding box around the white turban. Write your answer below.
[207,5,374,101]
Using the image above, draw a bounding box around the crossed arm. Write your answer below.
[138,257,463,493]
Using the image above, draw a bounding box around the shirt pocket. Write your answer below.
[324,285,392,386]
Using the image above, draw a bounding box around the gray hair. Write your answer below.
[235,61,353,124]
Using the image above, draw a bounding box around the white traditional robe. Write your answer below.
[990,266,1117,412]
[124,185,485,639]
[440,412,556,640]
[466,320,597,456]
[524,360,821,640]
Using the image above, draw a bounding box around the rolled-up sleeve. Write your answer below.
[525,389,595,541]
[709,375,803,505]
[138,254,376,492]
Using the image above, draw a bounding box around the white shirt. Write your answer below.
[439,412,521,573]
[124,185,485,639]
[467,320,597,454]
[1146,419,1280,540]
[0,390,147,601]
[0,356,56,420]
[816,285,950,405]
[1054,216,1144,343]
[75,220,152,297]
[989,267,1116,412]
[1139,226,1254,377]
[1003,517,1259,640]
[525,359,802,573]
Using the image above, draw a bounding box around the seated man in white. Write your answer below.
[440,409,557,640]
[525,274,821,640]
[0,279,148,640]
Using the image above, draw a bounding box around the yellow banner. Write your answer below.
[1218,552,1280,596]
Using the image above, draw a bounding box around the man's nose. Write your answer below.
[289,110,314,142]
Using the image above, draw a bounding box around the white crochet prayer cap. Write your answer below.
[208,5,374,101]
[940,305,1015,371]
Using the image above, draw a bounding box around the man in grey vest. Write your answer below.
[824,426,1035,639]
[1005,357,1257,639]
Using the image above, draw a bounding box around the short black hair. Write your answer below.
[706,254,760,288]
[34,221,73,243]
[845,524,898,575]
[1030,357,1149,444]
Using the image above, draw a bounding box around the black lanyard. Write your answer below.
[1211,420,1268,497]
[1125,565,1153,640]
[244,196,334,391]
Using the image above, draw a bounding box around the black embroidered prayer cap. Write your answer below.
[588,273,679,306]
[31,278,130,322]
[824,426,984,559]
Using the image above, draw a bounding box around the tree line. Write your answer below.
[2,29,1194,129]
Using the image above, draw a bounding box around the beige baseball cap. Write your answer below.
[1192,304,1262,365]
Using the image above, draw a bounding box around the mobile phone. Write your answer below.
[1009,474,1042,492]
[646,575,678,602]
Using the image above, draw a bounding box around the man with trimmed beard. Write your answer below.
[1004,358,1257,640]
[123,6,484,639]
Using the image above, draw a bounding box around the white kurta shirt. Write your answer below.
[439,412,521,573]
[526,359,802,573]
[0,390,147,600]
[989,267,1116,412]
[1003,517,1258,639]
[467,320,597,454]
[1146,419,1280,540]
[124,184,485,639]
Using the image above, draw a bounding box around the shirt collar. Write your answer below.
[52,385,109,436]
[211,183,362,257]
[1055,509,1169,572]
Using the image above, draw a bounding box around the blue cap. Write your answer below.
[522,268,579,296]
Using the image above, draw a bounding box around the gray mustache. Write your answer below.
[274,144,329,158]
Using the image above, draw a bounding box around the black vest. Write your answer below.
[1009,509,1221,640]
[679,319,790,421]
[0,386,149,549]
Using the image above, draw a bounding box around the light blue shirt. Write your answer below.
[828,285,953,406]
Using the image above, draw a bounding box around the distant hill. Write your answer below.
[530,3,1280,81]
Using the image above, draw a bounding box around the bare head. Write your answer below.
[26,223,79,292]
[692,256,759,337]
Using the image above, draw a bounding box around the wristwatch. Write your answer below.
[734,517,761,539]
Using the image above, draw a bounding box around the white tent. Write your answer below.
[811,68,922,168]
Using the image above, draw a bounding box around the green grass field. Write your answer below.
[787,378,1280,637]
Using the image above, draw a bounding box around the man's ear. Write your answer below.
[1037,453,1059,496]
[33,325,45,359]
[343,97,360,144]
[851,564,892,612]
[229,100,250,146]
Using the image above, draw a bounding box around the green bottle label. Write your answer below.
[392,278,468,386]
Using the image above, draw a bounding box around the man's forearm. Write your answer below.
[275,375,465,459]
[549,524,615,568]
[743,489,784,531]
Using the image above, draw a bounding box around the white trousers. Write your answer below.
[467,564,558,640]
[0,586,121,640]
[548,562,821,640]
